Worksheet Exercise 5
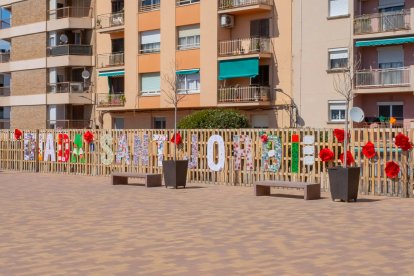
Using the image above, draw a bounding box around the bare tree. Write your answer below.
[161,62,187,161]
[332,52,361,167]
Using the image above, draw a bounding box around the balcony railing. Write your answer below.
[0,18,11,29]
[0,87,10,96]
[218,0,273,10]
[48,6,93,20]
[96,93,125,107]
[219,37,271,56]
[176,0,200,6]
[139,1,160,12]
[47,82,87,93]
[47,120,93,129]
[0,119,10,129]
[355,67,410,88]
[97,52,124,68]
[218,86,270,103]
[354,10,410,35]
[48,45,92,56]
[96,12,124,29]
[0,53,10,63]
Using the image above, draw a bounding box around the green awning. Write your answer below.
[219,58,259,80]
[176,69,200,75]
[355,37,414,47]
[98,70,125,77]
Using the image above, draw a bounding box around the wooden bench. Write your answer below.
[254,181,321,200]
[112,172,162,188]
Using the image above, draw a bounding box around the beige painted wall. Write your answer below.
[10,105,47,129]
[292,0,353,128]
[11,69,46,96]
[12,0,47,27]
[11,33,47,61]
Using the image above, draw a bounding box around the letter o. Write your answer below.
[207,135,225,171]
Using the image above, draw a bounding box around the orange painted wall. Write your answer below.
[138,96,161,109]
[138,53,161,73]
[138,11,161,31]
[176,49,200,70]
[176,4,200,26]
[178,94,200,108]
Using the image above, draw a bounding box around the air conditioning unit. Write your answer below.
[220,14,234,28]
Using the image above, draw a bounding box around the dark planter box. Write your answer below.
[328,167,361,202]
[162,160,188,189]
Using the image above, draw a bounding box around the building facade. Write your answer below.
[0,0,95,130]
[95,0,294,129]
[293,0,414,128]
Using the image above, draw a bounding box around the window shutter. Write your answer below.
[329,0,349,17]
[379,0,405,9]
[140,30,160,44]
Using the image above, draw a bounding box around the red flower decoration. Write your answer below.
[339,151,355,167]
[171,133,182,145]
[385,161,400,179]
[261,134,268,143]
[14,129,22,140]
[334,129,349,143]
[319,148,334,162]
[84,131,94,144]
[395,133,413,151]
[362,141,376,159]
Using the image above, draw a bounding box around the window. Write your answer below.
[251,65,270,86]
[140,73,160,95]
[329,0,349,17]
[140,30,160,53]
[250,19,270,38]
[0,106,10,119]
[113,117,124,129]
[177,72,200,94]
[329,48,348,69]
[112,38,124,53]
[109,76,124,94]
[328,101,346,122]
[178,25,200,50]
[251,115,269,128]
[111,0,124,13]
[153,117,166,129]
[378,102,404,121]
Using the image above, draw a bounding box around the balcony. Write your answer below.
[96,93,125,108]
[48,6,92,19]
[47,120,92,129]
[0,119,10,129]
[48,45,92,56]
[97,52,124,69]
[176,0,200,6]
[218,37,271,59]
[139,1,160,12]
[218,0,273,14]
[354,67,414,93]
[0,52,10,63]
[47,82,88,93]
[96,12,124,32]
[0,86,10,96]
[218,86,270,103]
[0,18,10,29]
[354,9,413,38]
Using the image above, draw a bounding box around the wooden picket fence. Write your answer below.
[0,128,413,198]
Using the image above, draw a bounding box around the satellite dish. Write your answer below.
[59,34,68,44]
[81,70,90,80]
[350,107,365,123]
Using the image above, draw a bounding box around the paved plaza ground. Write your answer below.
[0,172,413,275]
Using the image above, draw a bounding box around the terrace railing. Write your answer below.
[218,86,270,102]
[354,9,410,34]
[219,37,271,56]
[218,0,273,10]
[355,67,410,88]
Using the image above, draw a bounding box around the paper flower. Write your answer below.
[385,161,400,179]
[14,129,22,140]
[319,148,334,162]
[170,133,183,145]
[339,151,355,167]
[395,133,413,151]
[84,131,94,144]
[261,134,268,143]
[333,129,349,143]
[362,141,376,159]
[389,117,397,125]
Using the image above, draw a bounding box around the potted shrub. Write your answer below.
[327,54,361,202]
[161,63,188,189]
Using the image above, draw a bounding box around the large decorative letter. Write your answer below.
[57,133,70,163]
[71,134,85,163]
[116,134,130,165]
[261,135,282,172]
[44,133,56,162]
[188,134,198,169]
[291,134,299,173]
[24,133,36,161]
[207,135,225,172]
[100,134,114,166]
[153,135,167,167]
[134,134,149,166]
[233,135,253,171]
[303,135,315,166]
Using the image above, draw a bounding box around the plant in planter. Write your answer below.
[161,62,188,189]
[328,54,362,202]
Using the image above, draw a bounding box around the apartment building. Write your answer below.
[293,0,414,128]
[95,0,293,129]
[0,0,95,130]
